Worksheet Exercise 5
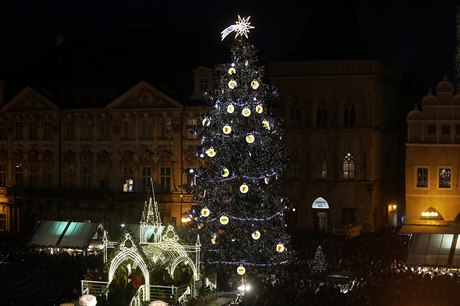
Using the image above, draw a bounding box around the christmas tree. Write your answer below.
[184,16,291,282]
[312,246,327,275]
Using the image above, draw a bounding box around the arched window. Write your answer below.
[289,102,301,128]
[343,102,355,128]
[343,152,355,179]
[316,101,328,128]
[316,152,327,179]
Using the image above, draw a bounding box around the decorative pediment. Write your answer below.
[106,81,183,110]
[1,87,59,112]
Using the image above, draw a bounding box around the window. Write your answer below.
[343,102,355,128]
[122,166,134,192]
[200,77,209,93]
[416,168,428,187]
[15,121,24,140]
[317,157,327,179]
[141,118,153,139]
[15,163,23,186]
[81,119,93,140]
[187,118,199,139]
[160,166,171,192]
[28,121,37,140]
[121,118,134,139]
[342,208,356,225]
[456,125,460,136]
[65,120,75,140]
[439,168,451,188]
[316,101,328,128]
[442,125,450,135]
[289,102,301,128]
[29,164,38,188]
[0,119,6,140]
[43,120,52,140]
[427,125,436,135]
[159,118,171,139]
[98,118,110,140]
[98,165,110,191]
[343,152,355,179]
[289,153,300,178]
[82,163,91,190]
[141,166,152,192]
[0,161,6,187]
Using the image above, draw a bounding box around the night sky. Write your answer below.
[0,0,459,88]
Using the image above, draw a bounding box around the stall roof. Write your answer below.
[29,221,102,249]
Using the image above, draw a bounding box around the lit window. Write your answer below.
[416,168,428,187]
[343,152,355,179]
[123,179,134,192]
[439,168,451,188]
[122,166,134,192]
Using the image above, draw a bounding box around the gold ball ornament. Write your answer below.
[220,215,229,225]
[206,148,216,157]
[202,118,210,126]
[227,104,235,113]
[252,230,261,240]
[228,67,236,75]
[240,183,249,193]
[242,107,251,117]
[262,120,270,130]
[246,134,255,143]
[251,80,260,90]
[223,125,232,134]
[221,168,230,178]
[228,80,237,89]
[276,243,285,253]
[256,104,263,113]
[237,265,246,275]
[201,208,210,217]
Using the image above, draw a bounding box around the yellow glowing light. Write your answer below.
[220,215,229,225]
[211,234,217,244]
[252,230,261,240]
[228,67,236,75]
[251,80,260,90]
[242,107,251,117]
[201,208,210,217]
[227,104,235,113]
[222,168,230,177]
[276,243,285,253]
[256,104,263,113]
[206,148,216,157]
[223,125,232,134]
[237,265,246,275]
[240,183,249,193]
[246,134,255,143]
[181,217,191,223]
[264,177,269,184]
[262,119,270,130]
[228,80,237,89]
[202,118,210,126]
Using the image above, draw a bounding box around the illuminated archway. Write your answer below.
[171,256,198,281]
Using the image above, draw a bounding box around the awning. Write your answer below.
[29,220,102,249]
[399,222,460,234]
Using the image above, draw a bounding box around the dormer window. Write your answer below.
[200,77,210,94]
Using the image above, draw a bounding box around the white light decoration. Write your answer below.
[276,243,285,253]
[202,118,210,126]
[223,125,232,134]
[237,264,246,275]
[262,119,270,130]
[79,294,97,306]
[264,177,269,184]
[246,134,255,143]
[240,183,249,193]
[242,107,251,117]
[206,148,216,157]
[228,80,237,89]
[251,80,260,90]
[201,208,210,217]
[221,15,255,40]
[211,234,217,244]
[228,67,236,75]
[256,104,263,113]
[252,230,261,240]
[227,104,235,113]
[222,167,230,177]
[220,215,229,225]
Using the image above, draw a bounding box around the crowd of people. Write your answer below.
[3,227,460,305]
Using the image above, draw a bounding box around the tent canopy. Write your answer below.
[29,220,102,249]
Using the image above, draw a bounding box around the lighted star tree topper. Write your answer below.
[184,16,292,283]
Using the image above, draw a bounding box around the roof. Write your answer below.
[29,220,102,249]
[399,221,460,234]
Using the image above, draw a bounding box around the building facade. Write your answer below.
[268,60,402,232]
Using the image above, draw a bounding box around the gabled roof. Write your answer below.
[106,81,183,110]
[1,86,59,112]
